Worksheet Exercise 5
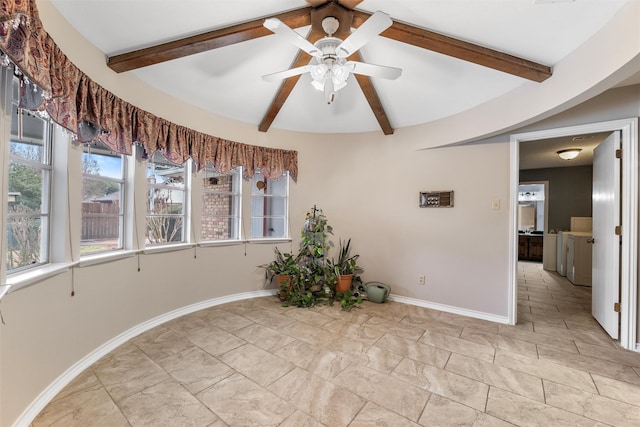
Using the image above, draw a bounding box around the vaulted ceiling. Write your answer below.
[50,0,631,135]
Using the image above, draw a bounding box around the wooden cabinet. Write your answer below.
[518,234,544,261]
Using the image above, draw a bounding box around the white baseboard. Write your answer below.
[388,294,510,325]
[13,289,277,427]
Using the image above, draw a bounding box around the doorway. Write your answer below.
[509,118,638,351]
[517,182,548,265]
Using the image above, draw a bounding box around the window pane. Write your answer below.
[201,171,240,241]
[250,170,288,239]
[10,139,45,163]
[203,174,233,192]
[251,196,286,216]
[5,77,52,272]
[202,215,238,240]
[147,153,185,186]
[83,149,122,179]
[203,193,234,217]
[81,142,124,254]
[147,188,184,215]
[6,214,46,269]
[80,196,122,254]
[11,110,47,143]
[8,162,45,214]
[145,152,187,246]
[146,215,184,244]
[250,217,286,239]
[252,173,287,196]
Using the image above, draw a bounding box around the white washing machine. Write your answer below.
[567,234,593,286]
[557,231,592,277]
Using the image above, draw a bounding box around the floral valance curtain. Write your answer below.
[0,0,297,180]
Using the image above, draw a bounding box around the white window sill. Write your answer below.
[248,238,292,244]
[198,240,244,248]
[3,263,71,294]
[142,243,195,255]
[78,250,138,268]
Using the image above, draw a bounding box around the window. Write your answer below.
[6,78,52,271]
[201,167,240,241]
[146,152,188,245]
[81,141,125,254]
[250,170,289,239]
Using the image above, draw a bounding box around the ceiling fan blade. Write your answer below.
[336,11,392,58]
[345,61,402,80]
[262,65,316,82]
[264,18,322,57]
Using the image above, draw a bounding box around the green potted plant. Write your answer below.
[337,289,363,311]
[301,206,333,259]
[330,238,363,293]
[260,247,301,300]
[299,206,333,293]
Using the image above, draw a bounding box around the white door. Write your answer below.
[592,131,621,339]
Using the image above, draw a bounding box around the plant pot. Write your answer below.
[275,274,292,299]
[335,274,353,293]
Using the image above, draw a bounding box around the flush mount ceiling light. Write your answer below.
[557,148,582,160]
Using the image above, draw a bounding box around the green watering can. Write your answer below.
[365,282,391,303]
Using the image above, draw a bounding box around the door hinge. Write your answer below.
[615,225,622,235]
[616,149,622,159]
[614,302,621,313]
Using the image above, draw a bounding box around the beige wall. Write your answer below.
[0,245,274,425]
[1,1,639,425]
[0,135,512,427]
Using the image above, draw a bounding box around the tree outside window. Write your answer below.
[6,104,51,271]
[146,152,187,245]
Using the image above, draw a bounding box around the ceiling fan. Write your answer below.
[107,0,552,135]
[262,11,402,104]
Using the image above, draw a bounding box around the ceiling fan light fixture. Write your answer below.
[557,148,582,160]
[310,62,349,103]
[310,63,328,83]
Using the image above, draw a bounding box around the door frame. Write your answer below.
[508,118,638,351]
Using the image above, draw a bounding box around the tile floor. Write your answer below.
[32,262,640,426]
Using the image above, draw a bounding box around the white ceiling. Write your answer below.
[519,132,612,170]
[49,0,632,134]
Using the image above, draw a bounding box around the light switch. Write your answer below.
[491,199,500,210]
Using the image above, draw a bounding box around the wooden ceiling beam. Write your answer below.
[107,7,313,73]
[336,0,364,9]
[305,0,363,8]
[352,11,552,83]
[258,30,325,133]
[351,51,394,135]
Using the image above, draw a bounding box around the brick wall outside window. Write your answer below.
[201,175,235,240]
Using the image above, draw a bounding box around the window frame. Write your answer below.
[249,170,289,241]
[80,141,126,256]
[145,152,191,247]
[200,167,242,243]
[6,89,53,273]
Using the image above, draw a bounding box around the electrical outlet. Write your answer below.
[418,275,426,285]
